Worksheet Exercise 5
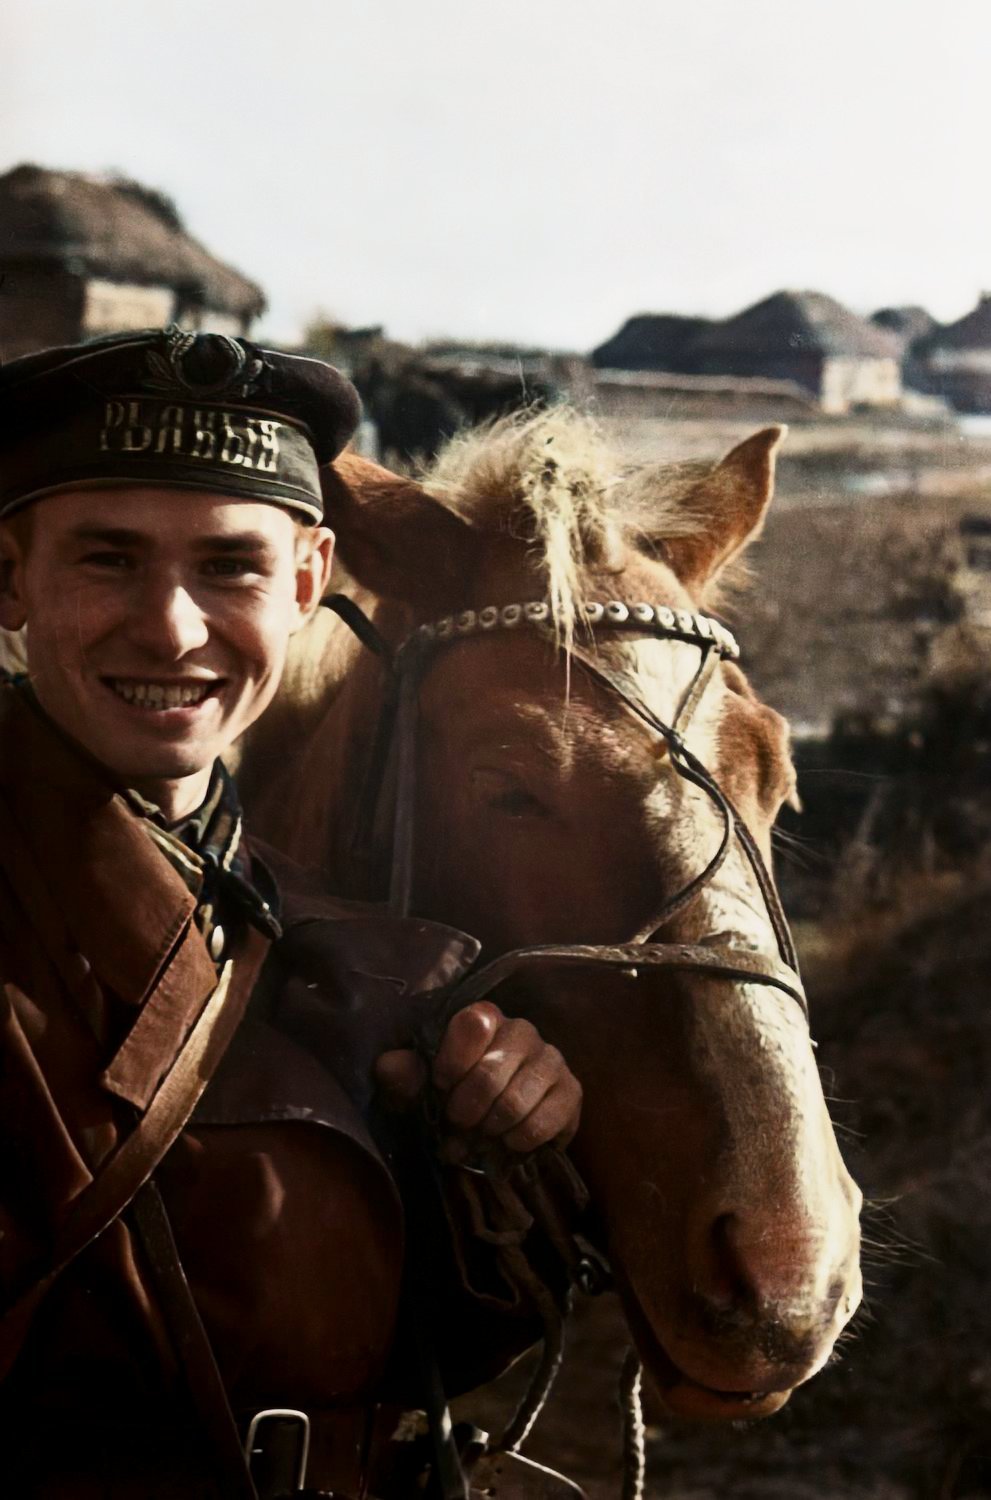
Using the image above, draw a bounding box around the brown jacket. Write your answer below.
[0,682,510,1476]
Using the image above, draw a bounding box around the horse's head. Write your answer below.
[323,413,862,1421]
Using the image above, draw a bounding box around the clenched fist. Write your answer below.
[375,1002,582,1155]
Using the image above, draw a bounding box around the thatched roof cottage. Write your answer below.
[689,290,902,414]
[0,164,265,360]
[590,313,713,372]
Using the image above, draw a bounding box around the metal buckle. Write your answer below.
[244,1408,311,1495]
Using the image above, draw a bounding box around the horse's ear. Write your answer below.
[663,426,785,598]
[321,452,476,604]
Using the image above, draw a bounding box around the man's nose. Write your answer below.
[125,579,209,658]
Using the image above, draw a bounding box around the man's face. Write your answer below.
[0,486,333,794]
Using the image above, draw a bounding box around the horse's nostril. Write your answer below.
[710,1211,834,1320]
[705,1212,754,1311]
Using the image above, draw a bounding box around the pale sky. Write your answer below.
[3,0,989,351]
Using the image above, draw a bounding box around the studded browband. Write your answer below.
[401,599,740,660]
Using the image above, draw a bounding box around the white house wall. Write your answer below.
[83,280,248,339]
[820,356,902,414]
[83,278,176,334]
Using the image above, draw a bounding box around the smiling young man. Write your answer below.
[0,329,581,1498]
[4,488,328,818]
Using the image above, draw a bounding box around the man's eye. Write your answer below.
[202,557,257,578]
[82,551,132,570]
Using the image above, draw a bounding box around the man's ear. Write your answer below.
[291,525,335,630]
[662,426,785,599]
[0,523,28,632]
[321,453,476,607]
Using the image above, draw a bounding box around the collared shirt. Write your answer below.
[123,760,282,967]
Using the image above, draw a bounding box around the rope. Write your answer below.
[619,1349,646,1500]
[494,1246,569,1454]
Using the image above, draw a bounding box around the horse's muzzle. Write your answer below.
[617,1274,839,1425]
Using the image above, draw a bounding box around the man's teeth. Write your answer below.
[110,681,214,709]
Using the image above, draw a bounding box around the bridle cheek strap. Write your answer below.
[562,638,801,979]
[389,665,422,918]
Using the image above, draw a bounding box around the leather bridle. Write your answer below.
[323,592,808,1033]
[322,591,810,1499]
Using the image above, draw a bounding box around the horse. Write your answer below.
[234,409,863,1432]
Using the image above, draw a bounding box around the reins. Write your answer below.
[321,590,810,1499]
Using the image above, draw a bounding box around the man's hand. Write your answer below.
[375,1002,582,1155]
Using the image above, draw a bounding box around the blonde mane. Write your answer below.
[419,407,708,641]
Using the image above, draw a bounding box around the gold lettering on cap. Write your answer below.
[220,412,252,468]
[99,400,126,451]
[240,419,259,469]
[121,401,153,453]
[189,410,218,461]
[154,405,185,455]
[255,420,281,474]
[94,401,289,477]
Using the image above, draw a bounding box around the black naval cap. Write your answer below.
[0,326,362,524]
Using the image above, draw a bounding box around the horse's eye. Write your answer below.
[490,787,548,818]
[470,768,549,819]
